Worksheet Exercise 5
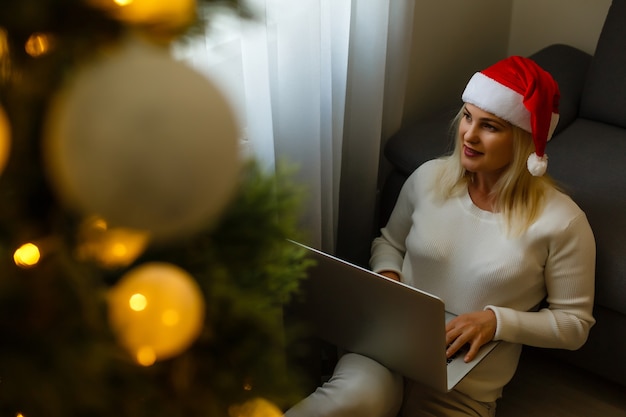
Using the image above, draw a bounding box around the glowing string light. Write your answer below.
[0,104,11,176]
[129,293,147,311]
[136,346,156,366]
[0,28,9,82]
[25,33,54,57]
[14,243,41,268]
[0,28,8,57]
[87,0,197,35]
[76,216,149,268]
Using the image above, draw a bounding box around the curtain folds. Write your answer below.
[174,0,414,262]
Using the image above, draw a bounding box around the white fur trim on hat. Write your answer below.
[462,72,531,132]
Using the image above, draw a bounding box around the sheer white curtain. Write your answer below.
[175,0,414,262]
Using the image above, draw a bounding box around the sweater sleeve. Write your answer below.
[369,169,419,278]
[487,212,596,350]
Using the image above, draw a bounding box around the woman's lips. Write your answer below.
[463,145,483,157]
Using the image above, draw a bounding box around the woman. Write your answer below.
[285,56,595,417]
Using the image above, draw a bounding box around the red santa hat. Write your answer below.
[461,56,560,176]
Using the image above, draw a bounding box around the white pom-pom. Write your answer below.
[527,152,548,176]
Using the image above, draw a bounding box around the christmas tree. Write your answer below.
[0,1,313,415]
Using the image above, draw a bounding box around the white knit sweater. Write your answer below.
[370,159,596,402]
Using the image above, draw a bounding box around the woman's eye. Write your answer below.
[463,112,471,121]
[483,123,496,131]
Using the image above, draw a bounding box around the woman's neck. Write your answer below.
[467,173,499,212]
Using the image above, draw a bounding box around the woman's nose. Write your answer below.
[463,124,479,143]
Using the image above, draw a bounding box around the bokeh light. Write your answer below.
[228,397,283,417]
[25,33,54,57]
[76,216,149,268]
[88,0,197,30]
[129,293,148,311]
[0,28,9,83]
[0,104,11,176]
[136,346,157,366]
[14,243,41,268]
[107,262,206,365]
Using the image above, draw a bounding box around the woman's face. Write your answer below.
[459,103,515,178]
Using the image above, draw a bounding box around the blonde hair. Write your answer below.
[433,107,557,235]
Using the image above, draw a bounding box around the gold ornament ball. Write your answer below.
[107,262,206,365]
[228,397,283,417]
[88,0,197,30]
[43,35,240,241]
[0,105,11,176]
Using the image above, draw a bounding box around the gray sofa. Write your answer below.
[379,0,626,388]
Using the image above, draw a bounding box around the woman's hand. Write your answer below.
[378,270,400,281]
[445,310,497,363]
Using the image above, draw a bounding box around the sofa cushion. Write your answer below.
[384,107,458,177]
[547,118,626,315]
[579,0,626,127]
[548,305,626,387]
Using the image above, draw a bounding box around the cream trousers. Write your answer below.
[284,353,496,417]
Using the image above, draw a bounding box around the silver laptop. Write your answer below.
[289,241,500,392]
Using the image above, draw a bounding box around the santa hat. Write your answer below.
[461,56,560,176]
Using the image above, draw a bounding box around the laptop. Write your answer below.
[288,240,500,392]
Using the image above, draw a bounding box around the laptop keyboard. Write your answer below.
[446,344,469,365]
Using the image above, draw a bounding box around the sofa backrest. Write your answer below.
[579,0,626,128]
